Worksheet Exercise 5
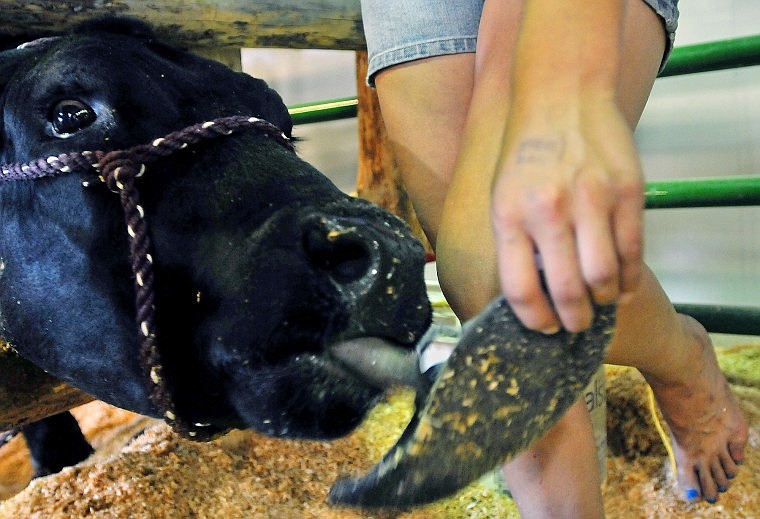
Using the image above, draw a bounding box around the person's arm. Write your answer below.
[491,0,645,333]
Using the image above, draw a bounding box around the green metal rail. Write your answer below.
[660,33,760,77]
[647,176,760,335]
[645,175,760,209]
[288,97,358,125]
[674,304,760,336]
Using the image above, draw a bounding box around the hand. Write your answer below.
[491,97,644,333]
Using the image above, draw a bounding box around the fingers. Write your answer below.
[493,175,641,333]
[490,106,646,334]
[522,188,592,333]
[574,176,621,306]
[612,180,645,298]
[493,226,561,334]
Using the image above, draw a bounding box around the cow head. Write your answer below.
[0,18,430,440]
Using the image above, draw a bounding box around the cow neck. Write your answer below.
[0,115,295,440]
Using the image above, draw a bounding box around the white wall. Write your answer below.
[241,0,760,312]
[241,48,359,194]
[641,0,760,307]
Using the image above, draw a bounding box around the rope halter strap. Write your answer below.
[0,115,295,440]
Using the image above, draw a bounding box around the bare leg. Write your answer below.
[374,0,748,511]
[377,3,604,516]
[505,398,604,517]
[375,55,474,246]
[607,268,749,503]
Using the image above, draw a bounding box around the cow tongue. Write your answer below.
[328,295,616,509]
[329,337,422,389]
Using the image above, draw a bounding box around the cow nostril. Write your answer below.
[303,227,372,284]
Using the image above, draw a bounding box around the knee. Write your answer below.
[503,399,596,480]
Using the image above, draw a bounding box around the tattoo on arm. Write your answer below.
[515,138,564,165]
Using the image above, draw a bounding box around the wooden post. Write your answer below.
[0,340,92,430]
[354,51,433,256]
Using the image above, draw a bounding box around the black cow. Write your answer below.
[0,18,430,475]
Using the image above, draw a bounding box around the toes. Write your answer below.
[684,487,701,503]
[680,460,720,504]
[710,458,730,497]
[728,439,745,465]
[679,445,743,504]
[719,448,739,481]
[697,463,719,504]
[678,462,703,503]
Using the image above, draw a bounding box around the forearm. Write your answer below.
[511,0,626,111]
[488,0,648,332]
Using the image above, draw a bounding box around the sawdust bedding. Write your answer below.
[0,345,757,518]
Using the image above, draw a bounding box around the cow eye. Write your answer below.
[49,100,96,136]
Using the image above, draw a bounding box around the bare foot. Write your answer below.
[642,315,748,504]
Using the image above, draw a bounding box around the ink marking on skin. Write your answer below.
[516,138,564,165]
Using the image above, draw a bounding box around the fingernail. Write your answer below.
[685,488,700,502]
[718,485,727,493]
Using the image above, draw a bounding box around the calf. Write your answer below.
[0,16,429,459]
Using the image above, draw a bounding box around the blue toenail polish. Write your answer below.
[686,488,700,501]
[726,473,735,480]
[718,485,727,493]
[706,496,717,504]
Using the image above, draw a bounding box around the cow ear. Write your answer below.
[228,72,294,139]
[0,48,33,94]
[0,48,29,159]
[72,16,157,43]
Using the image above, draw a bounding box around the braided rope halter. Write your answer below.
[1,115,295,440]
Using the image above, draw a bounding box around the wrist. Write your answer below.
[511,0,624,107]
[508,87,617,133]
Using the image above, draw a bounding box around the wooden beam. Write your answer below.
[0,0,365,51]
[0,340,93,430]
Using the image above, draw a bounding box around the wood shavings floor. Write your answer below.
[1,345,757,518]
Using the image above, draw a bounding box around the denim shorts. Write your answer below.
[360,0,679,86]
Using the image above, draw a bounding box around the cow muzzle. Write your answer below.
[301,210,431,348]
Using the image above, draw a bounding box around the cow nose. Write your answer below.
[302,223,373,284]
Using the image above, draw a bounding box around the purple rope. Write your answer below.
[1,116,293,182]
[0,116,294,440]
